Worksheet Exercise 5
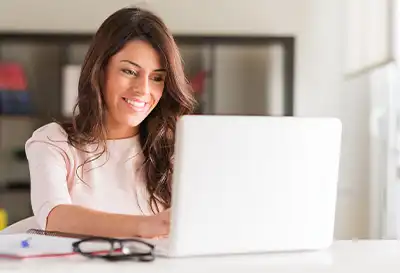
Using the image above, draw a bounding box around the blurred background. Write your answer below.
[0,0,399,240]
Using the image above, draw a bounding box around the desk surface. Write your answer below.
[0,240,399,272]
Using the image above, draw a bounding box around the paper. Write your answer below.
[61,65,81,117]
[0,233,79,259]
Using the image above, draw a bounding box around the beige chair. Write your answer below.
[0,216,39,234]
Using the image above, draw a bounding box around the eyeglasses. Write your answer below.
[72,237,155,262]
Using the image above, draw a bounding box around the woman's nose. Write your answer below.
[135,76,150,95]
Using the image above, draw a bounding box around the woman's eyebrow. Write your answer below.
[120,59,166,72]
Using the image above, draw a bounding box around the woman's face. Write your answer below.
[104,39,166,138]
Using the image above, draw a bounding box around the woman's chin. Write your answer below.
[123,114,147,127]
[113,105,152,128]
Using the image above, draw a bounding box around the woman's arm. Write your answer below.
[46,204,169,238]
[25,124,169,238]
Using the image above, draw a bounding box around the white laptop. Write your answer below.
[149,115,342,258]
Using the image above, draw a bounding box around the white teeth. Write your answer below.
[133,101,145,107]
[124,98,145,108]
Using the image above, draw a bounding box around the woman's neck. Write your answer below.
[106,121,139,140]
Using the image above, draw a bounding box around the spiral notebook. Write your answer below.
[0,233,80,259]
[26,228,90,239]
[0,229,113,259]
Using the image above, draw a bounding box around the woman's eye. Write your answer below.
[152,75,165,82]
[122,69,137,76]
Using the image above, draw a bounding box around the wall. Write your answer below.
[0,0,371,239]
[0,0,306,34]
[296,0,371,238]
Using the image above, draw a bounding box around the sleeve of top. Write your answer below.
[25,123,74,230]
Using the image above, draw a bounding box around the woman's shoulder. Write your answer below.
[25,122,73,154]
[24,122,76,167]
[27,122,69,143]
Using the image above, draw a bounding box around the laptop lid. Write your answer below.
[168,115,342,257]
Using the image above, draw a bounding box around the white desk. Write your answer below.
[0,240,399,272]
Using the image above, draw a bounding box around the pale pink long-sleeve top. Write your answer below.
[25,122,153,229]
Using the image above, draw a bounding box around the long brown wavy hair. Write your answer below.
[59,7,197,213]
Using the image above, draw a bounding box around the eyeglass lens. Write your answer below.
[78,239,153,257]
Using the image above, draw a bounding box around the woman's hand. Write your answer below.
[136,209,170,239]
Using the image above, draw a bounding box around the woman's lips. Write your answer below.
[122,97,149,112]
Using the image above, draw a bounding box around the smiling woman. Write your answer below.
[6,7,197,239]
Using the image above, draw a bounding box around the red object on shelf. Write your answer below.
[189,70,207,94]
[0,63,27,90]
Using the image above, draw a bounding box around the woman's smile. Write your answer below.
[122,97,150,112]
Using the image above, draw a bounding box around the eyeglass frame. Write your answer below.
[72,236,156,262]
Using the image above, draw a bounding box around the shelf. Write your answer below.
[0,114,65,121]
[0,181,30,193]
[0,115,38,121]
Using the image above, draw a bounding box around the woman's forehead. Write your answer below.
[111,40,165,72]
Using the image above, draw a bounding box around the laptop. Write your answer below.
[148,115,342,258]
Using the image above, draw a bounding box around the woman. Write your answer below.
[24,7,196,238]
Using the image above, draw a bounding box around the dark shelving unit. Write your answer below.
[0,32,295,117]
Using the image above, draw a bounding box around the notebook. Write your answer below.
[0,230,155,260]
[0,233,80,259]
